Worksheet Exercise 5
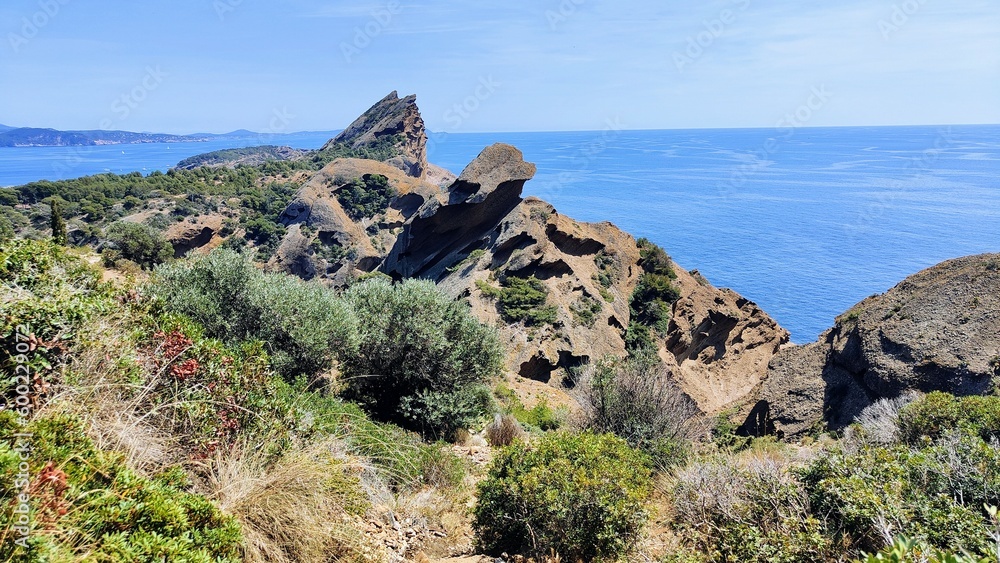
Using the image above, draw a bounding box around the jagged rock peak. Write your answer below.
[323,91,428,178]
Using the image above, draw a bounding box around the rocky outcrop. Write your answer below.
[268,92,792,418]
[382,144,535,279]
[324,91,428,178]
[273,144,788,415]
[174,146,307,170]
[754,254,1000,437]
[165,214,226,257]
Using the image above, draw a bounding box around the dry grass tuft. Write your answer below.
[485,413,525,447]
[201,439,385,563]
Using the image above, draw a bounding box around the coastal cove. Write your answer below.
[2,124,999,342]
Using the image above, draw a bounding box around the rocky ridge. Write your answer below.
[752,253,1000,437]
[270,92,791,419]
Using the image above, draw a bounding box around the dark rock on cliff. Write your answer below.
[382,143,535,279]
[323,91,428,178]
[754,253,1000,437]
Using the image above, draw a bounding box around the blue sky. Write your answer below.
[1,0,997,133]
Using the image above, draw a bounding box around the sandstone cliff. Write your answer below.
[269,94,791,418]
[753,254,1000,437]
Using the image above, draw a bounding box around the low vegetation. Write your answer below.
[474,431,653,561]
[4,231,1000,562]
[334,173,397,220]
[478,275,559,326]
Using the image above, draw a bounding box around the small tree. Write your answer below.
[50,199,67,245]
[340,278,503,439]
[104,221,173,269]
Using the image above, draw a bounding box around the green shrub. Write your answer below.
[629,238,680,334]
[474,431,653,561]
[494,385,566,431]
[341,278,503,439]
[480,276,558,326]
[898,392,1000,444]
[799,434,1000,556]
[103,220,173,269]
[1,239,112,401]
[860,532,999,563]
[152,248,358,379]
[0,411,241,562]
[335,174,396,220]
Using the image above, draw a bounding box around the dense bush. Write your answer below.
[334,173,397,220]
[629,238,680,335]
[478,275,559,326]
[898,391,1000,444]
[799,433,1000,556]
[152,249,358,378]
[0,411,242,562]
[103,220,174,269]
[1,239,111,404]
[576,356,698,468]
[474,432,653,561]
[341,278,503,439]
[669,456,833,562]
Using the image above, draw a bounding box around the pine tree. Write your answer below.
[50,200,67,245]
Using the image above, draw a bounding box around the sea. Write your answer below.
[2,124,999,344]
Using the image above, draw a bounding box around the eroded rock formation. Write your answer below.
[270,92,792,418]
[754,253,1000,437]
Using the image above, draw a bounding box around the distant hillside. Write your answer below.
[0,124,13,133]
[0,127,209,147]
[175,145,308,169]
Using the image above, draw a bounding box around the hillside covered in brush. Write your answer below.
[2,92,1000,562]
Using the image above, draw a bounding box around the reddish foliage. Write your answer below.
[155,330,194,360]
[170,358,200,381]
[28,461,70,529]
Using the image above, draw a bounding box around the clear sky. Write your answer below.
[1,0,997,134]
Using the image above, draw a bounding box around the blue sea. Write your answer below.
[2,125,999,343]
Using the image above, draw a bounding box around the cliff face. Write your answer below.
[323,91,428,178]
[272,93,791,417]
[754,254,1000,437]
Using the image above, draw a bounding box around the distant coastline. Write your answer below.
[0,126,339,148]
